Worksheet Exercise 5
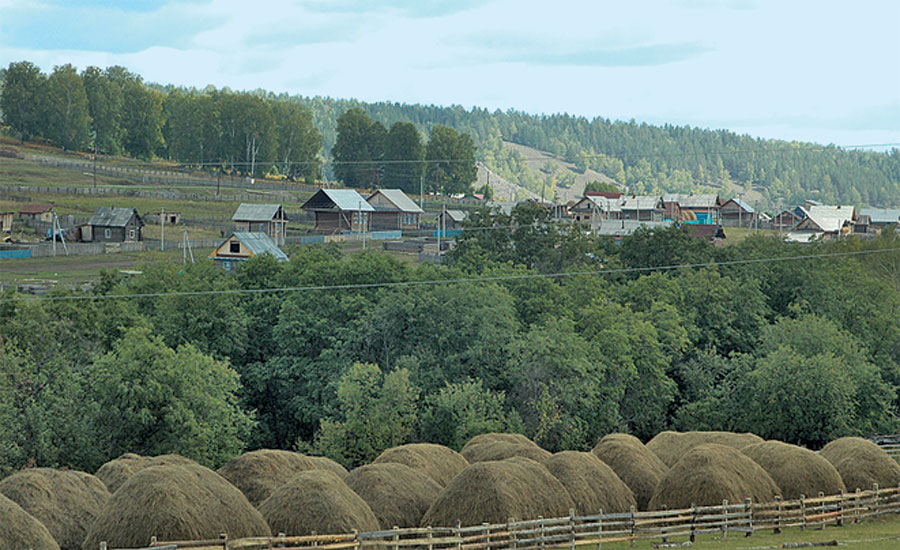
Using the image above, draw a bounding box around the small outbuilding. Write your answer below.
[232,203,286,245]
[301,189,375,232]
[438,210,468,230]
[0,212,14,233]
[86,207,143,243]
[209,232,288,272]
[367,189,424,230]
[18,204,54,223]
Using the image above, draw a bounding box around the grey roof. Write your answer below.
[444,210,467,222]
[595,220,673,236]
[808,205,854,223]
[218,232,288,261]
[89,207,141,228]
[323,189,375,211]
[620,195,663,211]
[726,197,755,213]
[573,196,622,212]
[232,203,283,222]
[675,194,719,209]
[368,189,424,213]
[860,208,900,224]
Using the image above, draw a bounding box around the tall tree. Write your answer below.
[45,64,92,151]
[383,121,424,193]
[425,125,476,195]
[82,66,123,154]
[273,100,321,184]
[332,108,385,188]
[0,61,47,143]
[107,67,164,159]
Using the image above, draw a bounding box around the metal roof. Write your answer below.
[726,197,755,213]
[620,195,663,210]
[859,208,900,224]
[232,203,283,222]
[88,207,141,228]
[595,220,673,236]
[808,205,854,225]
[444,210,467,222]
[216,232,288,262]
[799,212,845,233]
[368,189,424,213]
[675,194,719,209]
[302,189,375,212]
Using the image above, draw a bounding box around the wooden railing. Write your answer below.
[101,485,900,550]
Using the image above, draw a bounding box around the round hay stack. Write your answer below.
[0,493,60,550]
[421,457,575,527]
[646,431,764,468]
[82,463,270,549]
[309,456,350,479]
[542,451,636,514]
[648,444,780,510]
[217,449,324,507]
[0,468,110,550]
[741,441,845,499]
[258,469,379,536]
[94,453,196,494]
[345,463,443,528]
[460,434,550,464]
[819,437,900,492]
[373,443,469,487]
[592,433,668,511]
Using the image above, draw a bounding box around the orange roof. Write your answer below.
[19,204,53,214]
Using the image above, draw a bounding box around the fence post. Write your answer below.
[689,503,696,543]
[873,483,879,515]
[427,527,434,550]
[837,490,844,527]
[660,505,668,543]
[597,508,603,550]
[774,496,781,534]
[629,505,636,547]
[99,543,106,550]
[800,494,807,530]
[818,491,826,529]
[569,508,576,550]
[744,498,753,538]
[508,518,516,550]
[483,522,490,550]
[539,516,545,550]
[392,526,400,550]
[150,536,157,545]
[722,499,728,538]
[455,520,462,550]
[854,489,861,523]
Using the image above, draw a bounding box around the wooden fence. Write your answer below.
[100,485,900,550]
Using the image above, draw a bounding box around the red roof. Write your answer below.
[19,204,52,214]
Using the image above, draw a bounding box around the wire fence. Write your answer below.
[98,485,900,550]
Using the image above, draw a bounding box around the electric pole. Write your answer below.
[161,208,165,251]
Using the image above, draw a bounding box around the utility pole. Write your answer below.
[216,164,222,198]
[92,140,97,189]
[183,228,194,264]
[161,208,165,252]
[437,203,444,253]
[420,174,424,209]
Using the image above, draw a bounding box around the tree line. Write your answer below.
[2,212,899,473]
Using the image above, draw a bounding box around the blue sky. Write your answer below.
[1,0,898,148]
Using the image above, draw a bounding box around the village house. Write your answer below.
[570,195,622,223]
[85,207,143,243]
[366,189,424,230]
[718,197,756,227]
[18,204,54,223]
[671,194,720,224]
[301,189,375,232]
[619,195,665,221]
[209,232,288,272]
[859,208,900,231]
[232,203,286,245]
[772,207,807,231]
[791,204,855,239]
[438,209,468,230]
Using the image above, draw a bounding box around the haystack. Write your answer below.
[592,433,668,511]
[646,431,764,468]
[819,437,900,492]
[258,469,379,536]
[94,453,196,493]
[217,449,325,506]
[0,468,110,550]
[742,441,845,499]
[421,457,575,527]
[82,463,270,549]
[0,493,60,550]
[648,444,780,510]
[309,456,350,479]
[542,451,636,514]
[345,463,443,528]
[373,443,469,486]
[460,434,550,464]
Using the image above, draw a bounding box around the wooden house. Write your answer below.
[86,207,143,242]
[619,195,665,221]
[0,212,14,233]
[232,203,286,245]
[719,198,756,227]
[439,210,468,230]
[571,196,621,223]
[301,189,374,232]
[366,189,424,230]
[670,194,720,224]
[18,204,54,223]
[209,232,288,272]
[773,207,806,231]
[859,208,900,231]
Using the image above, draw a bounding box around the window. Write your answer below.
[128,229,135,240]
[104,228,111,239]
[230,241,240,253]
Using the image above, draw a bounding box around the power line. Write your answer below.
[3,246,897,305]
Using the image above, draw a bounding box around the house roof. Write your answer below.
[799,212,845,233]
[212,232,288,262]
[664,194,719,209]
[723,197,755,213]
[859,208,900,224]
[573,196,623,212]
[808,205,854,224]
[232,203,283,222]
[444,210,467,222]
[88,207,141,228]
[19,204,52,214]
[368,189,424,213]
[620,195,663,210]
[585,191,623,199]
[595,220,673,236]
[302,189,375,212]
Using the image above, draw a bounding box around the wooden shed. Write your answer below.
[232,204,286,245]
[366,189,424,230]
[87,207,143,242]
[18,204,54,223]
[301,189,375,232]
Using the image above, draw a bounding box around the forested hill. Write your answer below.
[291,95,900,207]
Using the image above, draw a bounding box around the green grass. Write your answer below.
[723,226,782,244]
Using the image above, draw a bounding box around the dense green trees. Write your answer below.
[0,61,46,143]
[425,125,477,195]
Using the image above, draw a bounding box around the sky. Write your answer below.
[1,0,898,149]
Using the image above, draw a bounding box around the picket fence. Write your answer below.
[100,485,900,550]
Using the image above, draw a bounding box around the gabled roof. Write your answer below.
[808,205,854,224]
[232,203,283,222]
[595,220,673,236]
[302,189,375,212]
[798,212,845,233]
[675,194,719,209]
[443,210,467,222]
[19,204,52,214]
[859,208,900,224]
[620,195,664,211]
[367,189,424,213]
[722,197,755,213]
[573,196,622,212]
[89,207,141,228]
[211,232,288,262]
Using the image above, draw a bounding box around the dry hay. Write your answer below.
[591,433,668,511]
[460,434,551,464]
[421,457,575,527]
[345,463,443,528]
[217,449,327,507]
[308,456,350,479]
[258,469,379,536]
[0,468,110,550]
[819,437,900,492]
[646,431,764,468]
[542,451,636,514]
[82,463,270,549]
[373,443,469,487]
[648,444,780,510]
[741,441,845,500]
[94,453,196,494]
[0,493,60,550]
